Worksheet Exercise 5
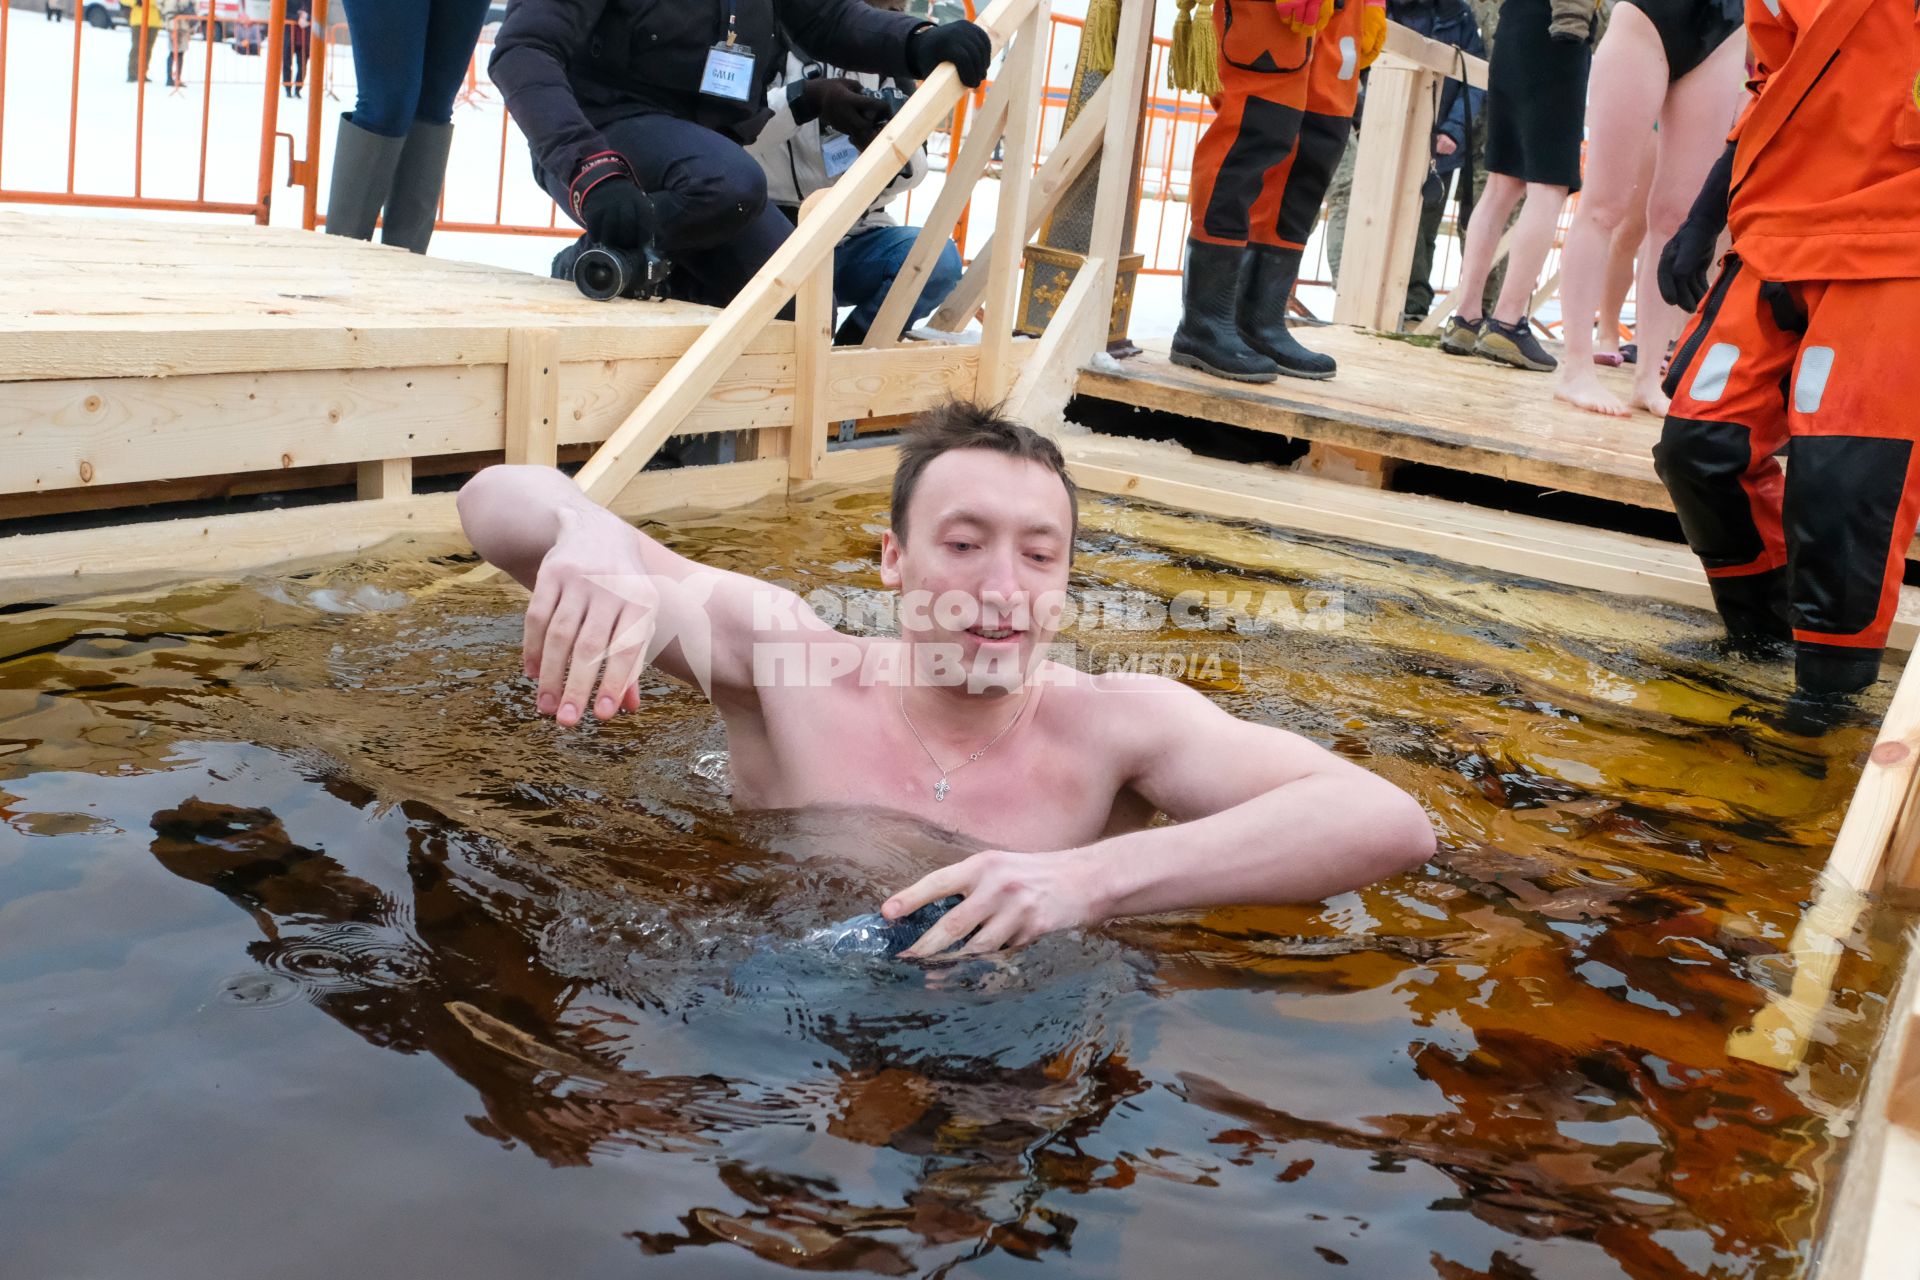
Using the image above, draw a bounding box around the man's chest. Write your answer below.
[735,690,1130,850]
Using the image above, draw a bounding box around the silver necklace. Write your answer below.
[897,683,1029,801]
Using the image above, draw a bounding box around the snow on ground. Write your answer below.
[0,8,1525,341]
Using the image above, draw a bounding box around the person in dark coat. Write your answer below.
[490,0,989,306]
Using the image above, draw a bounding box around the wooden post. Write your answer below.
[1332,60,1438,331]
[787,192,835,482]
[976,3,1049,404]
[356,457,411,500]
[503,327,559,467]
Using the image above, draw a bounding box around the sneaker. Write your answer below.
[1439,315,1482,357]
[1474,317,1558,372]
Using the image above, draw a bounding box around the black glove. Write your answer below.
[581,179,657,253]
[1657,139,1736,313]
[794,76,891,148]
[907,20,991,87]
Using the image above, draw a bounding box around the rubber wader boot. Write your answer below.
[324,114,404,242]
[381,119,454,254]
[1170,239,1278,383]
[1238,245,1336,380]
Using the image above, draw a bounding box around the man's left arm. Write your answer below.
[777,0,990,86]
[889,678,1435,957]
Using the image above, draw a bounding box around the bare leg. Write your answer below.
[1634,31,1748,415]
[1553,6,1667,416]
[1489,183,1570,328]
[1451,172,1525,323]
[1597,139,1656,356]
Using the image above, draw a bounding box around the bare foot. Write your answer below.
[1631,377,1671,418]
[1554,368,1632,417]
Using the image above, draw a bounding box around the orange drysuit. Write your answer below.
[1188,0,1380,249]
[1655,0,1920,696]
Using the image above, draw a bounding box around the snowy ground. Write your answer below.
[0,7,1539,341]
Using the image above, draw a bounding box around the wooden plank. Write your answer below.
[1293,441,1398,487]
[0,459,790,605]
[356,457,412,501]
[864,70,1016,348]
[3,365,507,495]
[975,4,1049,403]
[795,443,902,495]
[1077,338,1671,508]
[567,0,1040,512]
[926,71,1113,336]
[823,344,988,421]
[1007,261,1106,424]
[504,328,560,467]
[790,193,835,483]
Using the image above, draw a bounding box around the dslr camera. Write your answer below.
[572,242,671,302]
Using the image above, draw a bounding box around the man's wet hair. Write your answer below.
[889,399,1079,549]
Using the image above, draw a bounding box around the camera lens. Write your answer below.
[575,252,621,301]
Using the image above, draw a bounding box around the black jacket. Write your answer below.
[491,0,925,190]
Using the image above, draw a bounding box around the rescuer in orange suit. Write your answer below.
[1652,0,1920,729]
[1173,0,1388,384]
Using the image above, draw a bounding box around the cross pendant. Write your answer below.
[933,778,950,802]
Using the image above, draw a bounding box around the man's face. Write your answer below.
[879,449,1074,688]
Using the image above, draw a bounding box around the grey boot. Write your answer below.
[381,119,453,254]
[1238,246,1336,380]
[324,114,404,241]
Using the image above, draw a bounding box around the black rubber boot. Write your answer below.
[323,114,404,242]
[1171,240,1278,383]
[380,119,453,254]
[1709,567,1793,657]
[1238,246,1336,380]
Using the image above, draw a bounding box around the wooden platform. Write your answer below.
[1078,328,1675,511]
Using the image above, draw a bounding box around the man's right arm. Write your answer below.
[489,0,616,198]
[457,465,833,725]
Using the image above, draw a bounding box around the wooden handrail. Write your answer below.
[569,0,1044,508]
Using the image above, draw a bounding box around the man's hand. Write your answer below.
[797,76,891,148]
[581,179,657,253]
[1434,133,1459,158]
[1277,0,1334,36]
[1657,218,1717,313]
[907,20,991,87]
[885,849,1103,959]
[524,506,657,726]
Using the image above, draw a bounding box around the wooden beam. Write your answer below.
[926,72,1114,335]
[789,193,835,483]
[504,328,560,467]
[1006,262,1105,423]
[1333,62,1439,330]
[0,459,791,606]
[357,457,412,501]
[864,71,1015,348]
[1378,20,1488,86]
[975,4,1049,404]
[1816,933,1920,1280]
[567,0,1040,513]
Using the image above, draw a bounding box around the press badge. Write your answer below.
[821,131,860,178]
[701,42,755,101]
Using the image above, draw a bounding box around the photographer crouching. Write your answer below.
[745,0,965,343]
[490,0,989,305]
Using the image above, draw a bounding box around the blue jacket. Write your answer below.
[1382,0,1485,176]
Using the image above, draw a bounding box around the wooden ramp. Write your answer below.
[0,211,1006,599]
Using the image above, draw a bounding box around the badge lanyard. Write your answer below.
[700,0,755,102]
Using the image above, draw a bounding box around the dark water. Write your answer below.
[0,486,1911,1279]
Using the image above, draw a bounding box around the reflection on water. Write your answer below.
[0,486,1912,1279]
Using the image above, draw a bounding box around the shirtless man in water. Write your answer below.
[457,400,1434,958]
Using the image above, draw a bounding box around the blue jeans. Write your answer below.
[833,226,963,342]
[338,0,490,138]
